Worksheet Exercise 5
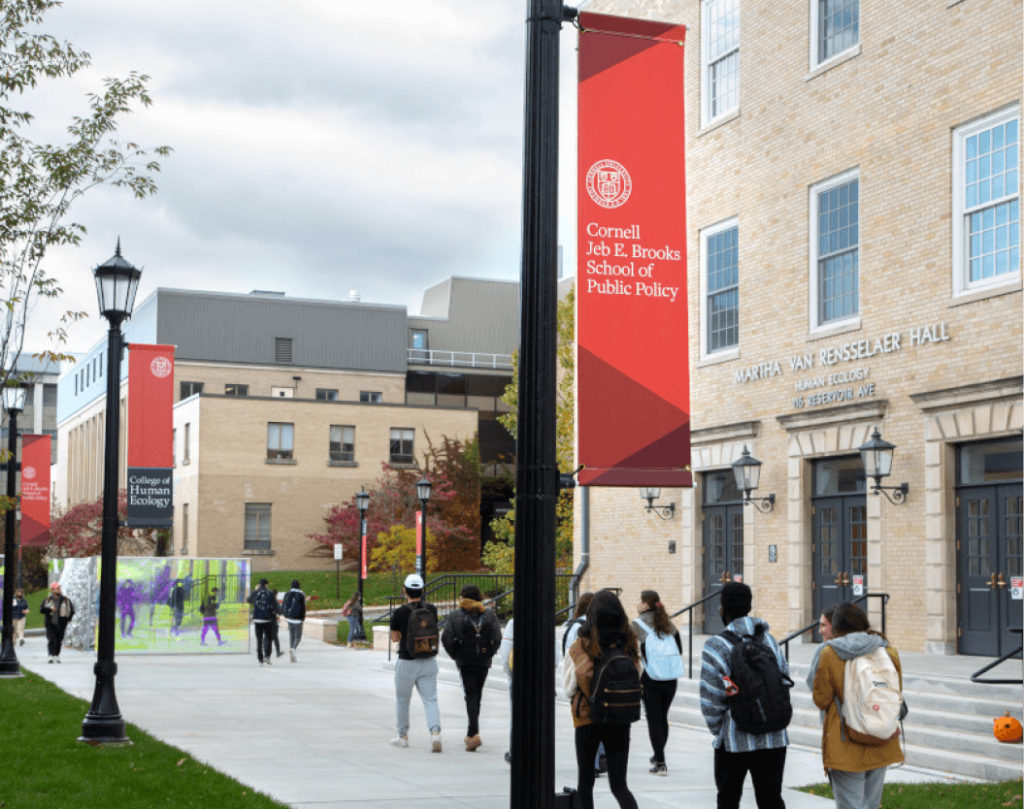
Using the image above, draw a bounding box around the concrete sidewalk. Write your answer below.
[18,632,968,809]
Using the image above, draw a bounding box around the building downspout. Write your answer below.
[570,486,590,608]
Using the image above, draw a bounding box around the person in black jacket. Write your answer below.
[247,578,280,665]
[12,588,28,646]
[441,584,502,752]
[282,580,307,662]
[40,582,74,663]
[168,580,186,638]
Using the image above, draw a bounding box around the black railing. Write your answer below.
[970,628,1023,685]
[670,590,722,679]
[424,573,575,625]
[778,592,889,663]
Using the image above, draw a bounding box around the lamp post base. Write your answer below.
[80,660,129,744]
[79,714,130,745]
[0,632,20,677]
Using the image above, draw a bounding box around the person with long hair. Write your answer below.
[633,589,683,775]
[563,590,641,809]
[812,601,903,809]
[562,592,605,774]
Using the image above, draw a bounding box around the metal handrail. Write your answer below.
[670,590,722,680]
[407,348,514,370]
[970,629,1023,685]
[778,592,890,663]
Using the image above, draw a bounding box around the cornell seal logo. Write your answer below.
[586,159,632,209]
[23,466,35,480]
[150,357,172,378]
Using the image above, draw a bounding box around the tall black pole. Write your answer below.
[0,407,21,676]
[511,2,570,807]
[80,321,129,743]
[419,497,428,578]
[352,508,367,641]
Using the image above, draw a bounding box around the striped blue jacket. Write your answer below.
[699,616,790,752]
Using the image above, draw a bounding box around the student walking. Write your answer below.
[441,584,502,751]
[12,589,28,646]
[268,586,284,659]
[389,574,442,752]
[498,616,513,764]
[200,587,227,646]
[282,580,307,662]
[247,578,279,665]
[562,593,606,776]
[563,590,642,809]
[633,590,684,776]
[40,582,74,663]
[811,601,904,809]
[168,580,186,638]
[342,589,363,643]
[700,582,791,809]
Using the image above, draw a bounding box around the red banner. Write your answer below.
[577,13,692,488]
[127,344,175,527]
[360,518,368,580]
[20,434,51,547]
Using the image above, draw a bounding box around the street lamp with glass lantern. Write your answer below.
[80,241,140,744]
[352,487,370,642]
[858,428,909,505]
[416,476,431,579]
[0,385,26,677]
[731,445,775,514]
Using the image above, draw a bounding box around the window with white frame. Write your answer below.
[244,503,272,551]
[702,0,740,126]
[701,219,740,355]
[389,427,415,465]
[813,0,858,66]
[316,388,339,401]
[810,171,859,329]
[953,107,1020,295]
[360,391,382,404]
[267,422,294,461]
[329,425,355,463]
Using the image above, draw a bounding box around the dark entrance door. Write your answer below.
[812,456,867,642]
[956,438,1024,658]
[702,470,744,634]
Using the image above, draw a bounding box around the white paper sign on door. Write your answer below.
[1011,577,1023,601]
[852,575,864,596]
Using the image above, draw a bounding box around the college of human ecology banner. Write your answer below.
[127,344,175,528]
[20,434,51,546]
[577,13,692,488]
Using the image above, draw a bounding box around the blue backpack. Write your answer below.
[636,621,684,681]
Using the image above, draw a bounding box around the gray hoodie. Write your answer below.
[806,632,888,720]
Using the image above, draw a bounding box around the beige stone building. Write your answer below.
[575,0,1022,657]
[55,279,518,572]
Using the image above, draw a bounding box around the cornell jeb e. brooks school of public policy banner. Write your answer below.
[577,13,692,489]
[20,434,51,547]
[127,344,175,528]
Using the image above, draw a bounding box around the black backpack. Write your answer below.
[405,601,439,658]
[587,646,642,724]
[721,626,794,734]
[460,610,495,664]
[251,588,274,621]
[282,591,303,619]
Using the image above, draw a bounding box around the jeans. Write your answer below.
[172,609,184,634]
[254,622,273,662]
[829,767,886,809]
[288,621,303,649]
[120,608,136,637]
[201,618,222,643]
[394,657,441,736]
[713,745,788,809]
[459,664,489,737]
[347,615,363,643]
[575,723,638,809]
[642,673,678,765]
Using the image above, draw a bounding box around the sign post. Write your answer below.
[334,543,343,599]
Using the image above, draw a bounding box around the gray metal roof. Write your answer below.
[409,277,520,356]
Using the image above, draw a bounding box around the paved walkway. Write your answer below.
[19,631,973,809]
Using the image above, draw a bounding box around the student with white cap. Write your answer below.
[389,573,442,752]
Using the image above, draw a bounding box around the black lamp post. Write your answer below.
[731,445,775,513]
[80,241,140,745]
[0,385,26,677]
[352,487,369,642]
[416,476,431,579]
[858,428,909,505]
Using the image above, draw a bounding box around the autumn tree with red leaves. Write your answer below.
[48,490,155,558]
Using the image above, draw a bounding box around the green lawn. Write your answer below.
[798,779,1022,808]
[261,569,462,612]
[23,586,49,630]
[0,671,287,809]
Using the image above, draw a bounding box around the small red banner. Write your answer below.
[20,434,51,547]
[127,344,175,528]
[577,13,692,488]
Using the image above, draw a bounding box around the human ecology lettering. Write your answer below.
[577,12,691,488]
[127,343,175,527]
[732,323,952,409]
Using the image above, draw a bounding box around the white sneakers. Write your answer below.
[431,731,442,753]
[390,735,409,748]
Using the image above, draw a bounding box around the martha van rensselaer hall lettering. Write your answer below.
[127,344,175,528]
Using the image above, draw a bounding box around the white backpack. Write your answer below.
[636,621,684,681]
[839,647,902,746]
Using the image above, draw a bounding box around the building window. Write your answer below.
[810,170,859,329]
[267,422,294,460]
[330,425,355,463]
[389,428,415,465]
[316,389,339,401]
[180,381,204,399]
[43,384,57,406]
[225,383,249,396]
[953,107,1020,296]
[361,391,383,404]
[702,219,739,354]
[182,503,189,554]
[814,0,858,65]
[183,423,191,464]
[244,503,272,551]
[275,337,293,363]
[410,328,429,349]
[701,0,739,126]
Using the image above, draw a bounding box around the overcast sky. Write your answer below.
[22,0,580,356]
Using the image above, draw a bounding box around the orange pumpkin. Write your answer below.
[993,712,1023,743]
